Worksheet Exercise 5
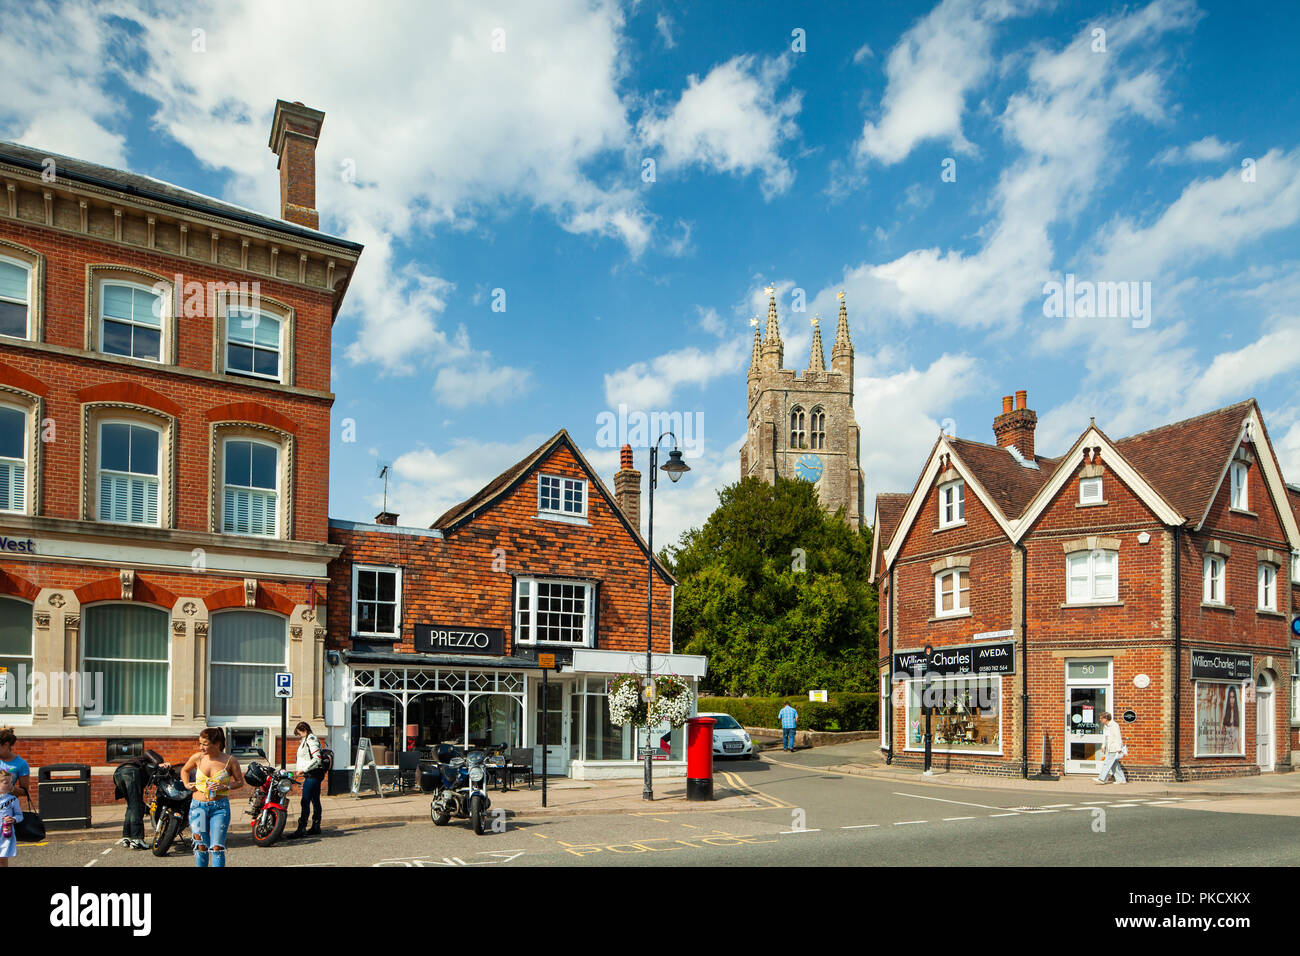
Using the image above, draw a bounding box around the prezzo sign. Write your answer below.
[414,624,505,656]
[1189,650,1252,682]
[892,642,1016,680]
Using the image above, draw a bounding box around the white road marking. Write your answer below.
[841,824,879,829]
[779,829,822,834]
[1066,807,1097,811]
[942,816,975,821]
[894,820,927,826]
[1110,803,1142,808]
[893,791,1019,812]
[1145,801,1176,805]
[989,812,1019,817]
[84,859,98,867]
[100,847,114,856]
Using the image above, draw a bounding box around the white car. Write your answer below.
[700,712,754,759]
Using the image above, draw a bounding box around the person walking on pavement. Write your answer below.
[287,721,325,840]
[112,751,169,849]
[1094,712,1127,784]
[778,702,799,752]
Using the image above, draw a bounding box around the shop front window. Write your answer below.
[350,693,400,764]
[468,694,522,749]
[1194,681,1245,757]
[905,675,1001,754]
[405,693,466,751]
[0,597,31,715]
[83,604,169,719]
[209,610,286,718]
[580,677,633,760]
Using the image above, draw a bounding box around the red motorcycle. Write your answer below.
[243,762,296,847]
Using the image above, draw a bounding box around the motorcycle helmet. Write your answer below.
[435,743,461,764]
[244,763,269,789]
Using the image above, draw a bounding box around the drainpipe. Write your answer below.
[886,565,895,764]
[1173,525,1182,781]
[1019,541,1029,779]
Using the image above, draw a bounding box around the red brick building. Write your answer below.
[325,434,703,782]
[0,100,361,803]
[872,392,1297,780]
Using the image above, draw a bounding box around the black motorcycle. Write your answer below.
[144,751,193,857]
[424,744,498,835]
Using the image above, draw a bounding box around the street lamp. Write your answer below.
[645,432,690,800]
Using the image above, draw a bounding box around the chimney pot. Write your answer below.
[620,444,633,471]
[994,391,1037,460]
[1015,389,1027,410]
[374,511,399,526]
[614,447,642,531]
[1002,395,1014,414]
[269,99,325,230]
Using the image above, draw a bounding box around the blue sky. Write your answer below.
[4,0,1300,545]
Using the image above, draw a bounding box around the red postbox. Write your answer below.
[686,716,716,801]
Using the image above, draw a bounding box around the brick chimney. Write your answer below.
[993,389,1037,460]
[374,511,399,526]
[269,99,325,229]
[613,444,641,531]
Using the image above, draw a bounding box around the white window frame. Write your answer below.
[903,675,1003,756]
[537,473,587,519]
[351,564,403,639]
[1257,562,1277,611]
[0,596,34,723]
[514,576,595,647]
[221,436,281,538]
[1066,550,1118,603]
[1079,476,1103,504]
[934,568,970,618]
[0,401,28,515]
[939,480,965,528]
[1202,555,1226,605]
[223,302,285,382]
[98,279,166,363]
[1291,550,1300,585]
[0,255,32,340]
[1292,644,1300,724]
[96,419,162,527]
[207,609,289,722]
[79,602,172,726]
[1229,461,1248,510]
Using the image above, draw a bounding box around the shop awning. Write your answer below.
[570,648,708,678]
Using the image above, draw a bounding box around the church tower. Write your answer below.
[740,288,864,529]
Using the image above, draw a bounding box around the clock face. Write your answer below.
[795,453,823,482]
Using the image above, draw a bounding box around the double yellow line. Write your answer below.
[717,769,792,810]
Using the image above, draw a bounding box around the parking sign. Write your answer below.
[275,672,293,698]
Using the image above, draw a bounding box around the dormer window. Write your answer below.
[539,474,586,519]
[1079,476,1103,504]
[1229,461,1248,510]
[939,480,965,528]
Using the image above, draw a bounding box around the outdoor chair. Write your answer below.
[396,749,421,794]
[507,748,535,789]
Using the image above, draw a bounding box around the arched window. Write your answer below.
[222,437,280,537]
[0,256,32,339]
[209,610,288,718]
[97,420,161,526]
[810,407,826,450]
[83,604,169,720]
[0,598,32,716]
[789,407,806,449]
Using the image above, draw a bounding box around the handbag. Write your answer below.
[14,796,45,843]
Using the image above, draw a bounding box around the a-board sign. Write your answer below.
[350,736,384,798]
[538,653,556,669]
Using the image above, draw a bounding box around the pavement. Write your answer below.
[40,771,771,842]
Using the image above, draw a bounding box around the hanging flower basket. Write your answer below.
[608,673,694,728]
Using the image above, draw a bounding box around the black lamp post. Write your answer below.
[644,433,690,800]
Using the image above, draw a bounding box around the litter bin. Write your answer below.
[685,716,716,801]
[37,764,91,830]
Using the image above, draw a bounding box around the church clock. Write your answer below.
[795,453,823,483]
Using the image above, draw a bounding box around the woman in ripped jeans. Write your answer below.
[180,728,244,867]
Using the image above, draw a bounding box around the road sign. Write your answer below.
[809,689,828,703]
[538,653,556,669]
[275,672,293,698]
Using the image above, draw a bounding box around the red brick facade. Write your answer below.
[877,397,1296,781]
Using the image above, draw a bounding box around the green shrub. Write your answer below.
[697,693,878,732]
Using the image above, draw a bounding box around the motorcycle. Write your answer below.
[244,761,297,847]
[425,744,497,835]
[144,751,194,858]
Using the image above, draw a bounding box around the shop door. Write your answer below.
[1256,674,1274,772]
[534,680,570,774]
[1065,684,1110,775]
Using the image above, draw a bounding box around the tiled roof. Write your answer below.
[874,492,910,552]
[947,437,1059,519]
[0,140,361,251]
[1113,399,1254,522]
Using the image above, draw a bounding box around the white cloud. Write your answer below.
[603,337,747,410]
[433,358,532,408]
[1153,135,1237,166]
[655,12,676,49]
[855,0,1029,165]
[638,54,802,199]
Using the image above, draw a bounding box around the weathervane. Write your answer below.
[764,284,775,297]
[837,290,845,301]
[749,316,759,328]
[811,315,820,328]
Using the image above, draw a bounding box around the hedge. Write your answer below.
[698,693,878,732]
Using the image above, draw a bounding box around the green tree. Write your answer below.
[663,476,877,696]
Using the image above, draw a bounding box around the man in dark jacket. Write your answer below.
[113,753,168,849]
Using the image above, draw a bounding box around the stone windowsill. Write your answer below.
[1200,602,1234,613]
[933,520,968,533]
[1075,500,1109,508]
[1229,507,1258,518]
[928,610,973,623]
[536,511,590,526]
[1256,608,1286,618]
[1059,601,1125,609]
